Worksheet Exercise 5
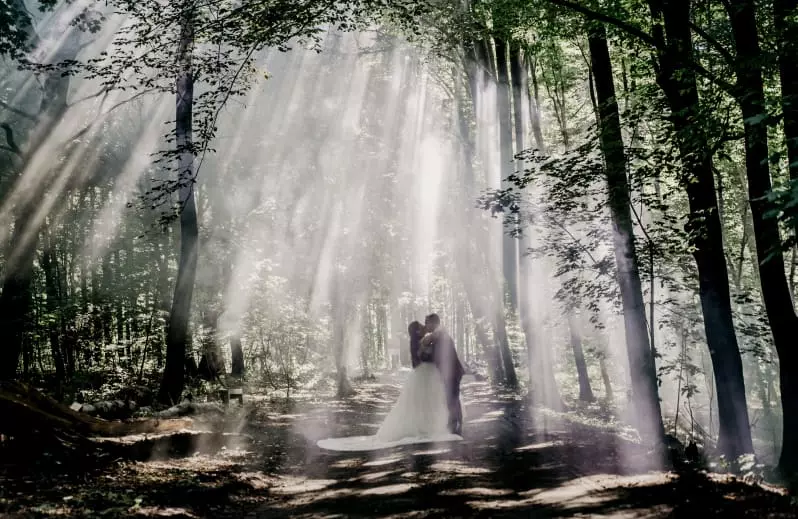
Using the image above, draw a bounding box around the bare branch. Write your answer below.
[689,22,735,64]
[66,88,160,143]
[0,100,38,122]
[0,122,22,154]
[68,87,111,107]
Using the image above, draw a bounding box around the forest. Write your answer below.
[1,0,798,516]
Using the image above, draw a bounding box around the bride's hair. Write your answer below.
[408,321,424,340]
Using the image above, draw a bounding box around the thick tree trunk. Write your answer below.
[726,0,798,474]
[588,24,664,444]
[647,0,753,460]
[159,12,198,404]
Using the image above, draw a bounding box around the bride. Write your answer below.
[317,321,462,451]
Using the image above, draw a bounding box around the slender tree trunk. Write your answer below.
[524,50,547,153]
[588,24,664,445]
[333,305,355,398]
[158,9,198,404]
[647,0,753,460]
[41,236,65,381]
[510,42,556,400]
[568,311,594,402]
[598,348,614,401]
[726,0,798,474]
[774,0,798,239]
[495,37,520,311]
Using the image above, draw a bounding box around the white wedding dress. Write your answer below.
[316,362,463,452]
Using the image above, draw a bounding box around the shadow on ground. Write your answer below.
[1,374,795,518]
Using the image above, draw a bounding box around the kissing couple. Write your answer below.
[375,312,465,441]
[317,313,466,451]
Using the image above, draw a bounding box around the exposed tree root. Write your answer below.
[0,381,193,462]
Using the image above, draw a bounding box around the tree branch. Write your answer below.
[0,122,22,154]
[67,87,110,108]
[545,0,738,95]
[0,100,38,122]
[689,22,735,64]
[545,0,658,47]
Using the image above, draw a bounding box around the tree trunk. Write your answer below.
[159,10,198,405]
[0,63,74,380]
[41,242,66,381]
[598,348,614,401]
[495,37,520,311]
[524,50,547,153]
[726,0,798,474]
[647,0,753,460]
[588,24,664,445]
[510,43,561,407]
[774,0,798,239]
[333,310,355,398]
[568,311,594,402]
[230,334,245,378]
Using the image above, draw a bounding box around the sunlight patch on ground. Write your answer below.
[27,504,73,516]
[363,455,403,467]
[357,470,398,482]
[130,456,241,474]
[524,473,673,503]
[514,440,565,452]
[134,506,198,517]
[466,409,504,425]
[439,487,514,497]
[462,473,675,515]
[270,488,355,510]
[411,448,450,456]
[359,483,417,496]
[329,458,364,469]
[235,471,275,490]
[267,413,303,421]
[269,476,338,494]
[430,460,492,475]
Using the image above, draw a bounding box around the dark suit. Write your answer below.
[422,328,464,434]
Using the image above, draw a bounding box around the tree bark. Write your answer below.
[524,50,547,153]
[774,0,798,239]
[588,24,664,444]
[0,20,76,380]
[495,37,520,311]
[726,0,798,474]
[646,0,753,460]
[230,334,245,378]
[159,9,198,404]
[568,311,594,402]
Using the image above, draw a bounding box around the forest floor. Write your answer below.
[1,372,796,518]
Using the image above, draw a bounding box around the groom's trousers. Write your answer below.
[445,377,463,434]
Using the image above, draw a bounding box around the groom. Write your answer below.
[421,313,464,435]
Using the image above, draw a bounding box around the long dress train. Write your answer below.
[317,362,463,452]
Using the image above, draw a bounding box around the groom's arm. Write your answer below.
[447,334,465,379]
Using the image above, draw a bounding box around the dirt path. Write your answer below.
[1,373,796,517]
